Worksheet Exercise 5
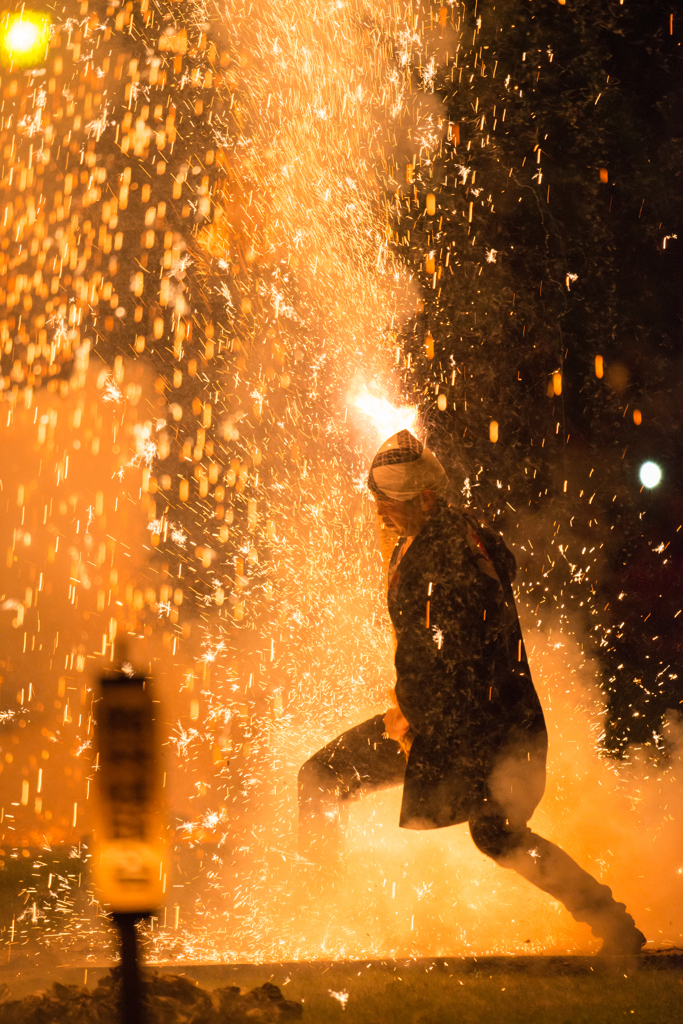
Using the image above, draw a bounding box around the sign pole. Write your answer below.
[112,912,145,1024]
[92,650,167,1024]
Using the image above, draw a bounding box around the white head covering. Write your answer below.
[368,430,448,502]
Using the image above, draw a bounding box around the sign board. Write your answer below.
[92,671,167,914]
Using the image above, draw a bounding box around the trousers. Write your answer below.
[298,714,642,949]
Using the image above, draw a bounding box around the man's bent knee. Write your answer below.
[469,814,529,861]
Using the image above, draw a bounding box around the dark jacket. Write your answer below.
[388,500,547,829]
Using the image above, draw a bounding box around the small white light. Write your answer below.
[639,461,662,489]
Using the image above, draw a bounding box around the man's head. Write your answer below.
[368,429,447,536]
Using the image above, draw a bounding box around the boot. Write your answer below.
[499,831,645,954]
[592,911,646,956]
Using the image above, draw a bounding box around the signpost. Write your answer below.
[92,664,167,1024]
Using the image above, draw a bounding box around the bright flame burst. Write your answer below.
[350,384,419,442]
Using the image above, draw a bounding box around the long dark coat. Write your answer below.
[388,500,547,830]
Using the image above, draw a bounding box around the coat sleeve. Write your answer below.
[393,534,504,738]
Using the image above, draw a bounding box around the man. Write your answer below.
[299,430,645,954]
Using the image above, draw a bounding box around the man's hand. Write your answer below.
[384,706,410,742]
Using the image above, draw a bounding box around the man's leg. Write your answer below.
[469,810,645,954]
[298,714,406,864]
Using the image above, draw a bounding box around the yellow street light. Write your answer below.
[0,10,51,69]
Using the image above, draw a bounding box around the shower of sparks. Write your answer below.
[0,0,680,971]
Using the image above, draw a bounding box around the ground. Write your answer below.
[3,956,682,1024]
[179,958,683,1024]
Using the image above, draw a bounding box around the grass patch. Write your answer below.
[180,962,683,1024]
